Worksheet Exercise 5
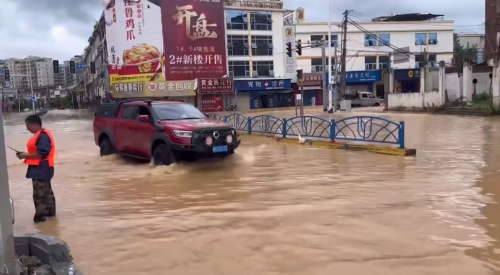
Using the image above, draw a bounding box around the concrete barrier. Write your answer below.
[14,234,83,275]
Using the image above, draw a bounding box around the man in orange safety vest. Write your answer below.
[16,114,56,223]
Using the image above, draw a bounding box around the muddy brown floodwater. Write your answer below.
[4,108,500,274]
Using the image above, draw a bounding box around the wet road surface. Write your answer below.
[4,108,500,274]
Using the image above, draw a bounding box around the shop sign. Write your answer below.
[104,0,163,85]
[394,69,421,80]
[302,73,322,86]
[198,78,233,94]
[112,80,196,98]
[345,70,382,83]
[162,0,227,80]
[201,95,223,112]
[236,79,292,91]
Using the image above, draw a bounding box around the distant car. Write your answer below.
[344,91,383,107]
[93,100,240,165]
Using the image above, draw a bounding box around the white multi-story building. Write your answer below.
[4,56,55,89]
[295,14,454,73]
[224,0,296,110]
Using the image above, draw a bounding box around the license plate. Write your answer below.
[212,145,228,153]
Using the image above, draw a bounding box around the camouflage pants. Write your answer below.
[32,180,56,218]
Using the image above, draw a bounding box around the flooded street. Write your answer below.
[4,109,500,274]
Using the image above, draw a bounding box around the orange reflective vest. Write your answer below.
[25,129,56,167]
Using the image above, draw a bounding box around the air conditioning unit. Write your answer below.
[228,71,234,77]
[252,71,259,77]
[269,70,275,76]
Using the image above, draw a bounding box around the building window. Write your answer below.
[325,35,338,47]
[415,54,437,68]
[229,61,250,77]
[378,34,390,46]
[252,61,273,77]
[250,11,272,31]
[311,58,323,72]
[364,34,377,46]
[379,56,389,69]
[227,35,249,56]
[251,36,273,56]
[311,58,335,72]
[497,0,500,13]
[365,56,377,70]
[310,35,324,48]
[226,10,247,30]
[428,33,438,45]
[415,33,426,45]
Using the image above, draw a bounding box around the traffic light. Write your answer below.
[296,69,303,81]
[4,69,10,82]
[90,62,96,75]
[53,60,59,74]
[286,42,292,57]
[295,40,302,56]
[69,61,76,74]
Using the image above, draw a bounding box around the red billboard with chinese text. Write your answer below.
[104,0,164,85]
[201,95,224,112]
[198,78,233,94]
[161,0,227,80]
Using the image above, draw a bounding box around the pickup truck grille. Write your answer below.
[194,128,233,146]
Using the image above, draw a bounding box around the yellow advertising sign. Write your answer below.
[109,72,162,85]
[111,80,196,98]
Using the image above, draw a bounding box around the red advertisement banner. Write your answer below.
[198,78,233,94]
[162,0,227,80]
[201,95,224,112]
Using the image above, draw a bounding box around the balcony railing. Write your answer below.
[224,0,283,9]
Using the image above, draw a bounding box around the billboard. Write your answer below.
[161,0,227,80]
[112,80,196,98]
[104,0,163,85]
[198,78,233,94]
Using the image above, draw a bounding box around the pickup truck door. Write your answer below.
[129,106,156,158]
[114,105,138,153]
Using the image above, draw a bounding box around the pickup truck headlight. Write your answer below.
[173,130,192,138]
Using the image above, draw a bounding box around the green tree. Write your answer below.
[453,33,478,65]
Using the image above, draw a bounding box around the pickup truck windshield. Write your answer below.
[152,103,205,120]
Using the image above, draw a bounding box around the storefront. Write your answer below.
[197,78,234,112]
[299,73,323,106]
[394,69,420,93]
[234,79,292,111]
[345,70,382,95]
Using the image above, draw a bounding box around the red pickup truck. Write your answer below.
[93,100,240,165]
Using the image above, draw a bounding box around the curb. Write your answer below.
[240,133,416,156]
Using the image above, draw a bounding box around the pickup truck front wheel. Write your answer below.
[153,143,175,166]
[100,138,114,156]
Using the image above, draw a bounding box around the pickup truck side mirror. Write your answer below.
[138,115,151,122]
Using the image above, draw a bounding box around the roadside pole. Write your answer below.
[27,60,35,114]
[332,45,338,112]
[300,79,305,116]
[321,43,327,111]
[385,53,392,110]
[0,110,16,274]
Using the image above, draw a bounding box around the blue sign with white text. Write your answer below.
[236,79,292,91]
[394,69,420,80]
[345,70,381,83]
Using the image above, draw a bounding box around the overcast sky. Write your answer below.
[0,0,483,61]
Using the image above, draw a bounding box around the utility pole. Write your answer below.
[27,60,35,114]
[385,53,392,110]
[0,110,17,274]
[321,43,327,111]
[327,0,333,113]
[333,45,339,111]
[340,10,349,98]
